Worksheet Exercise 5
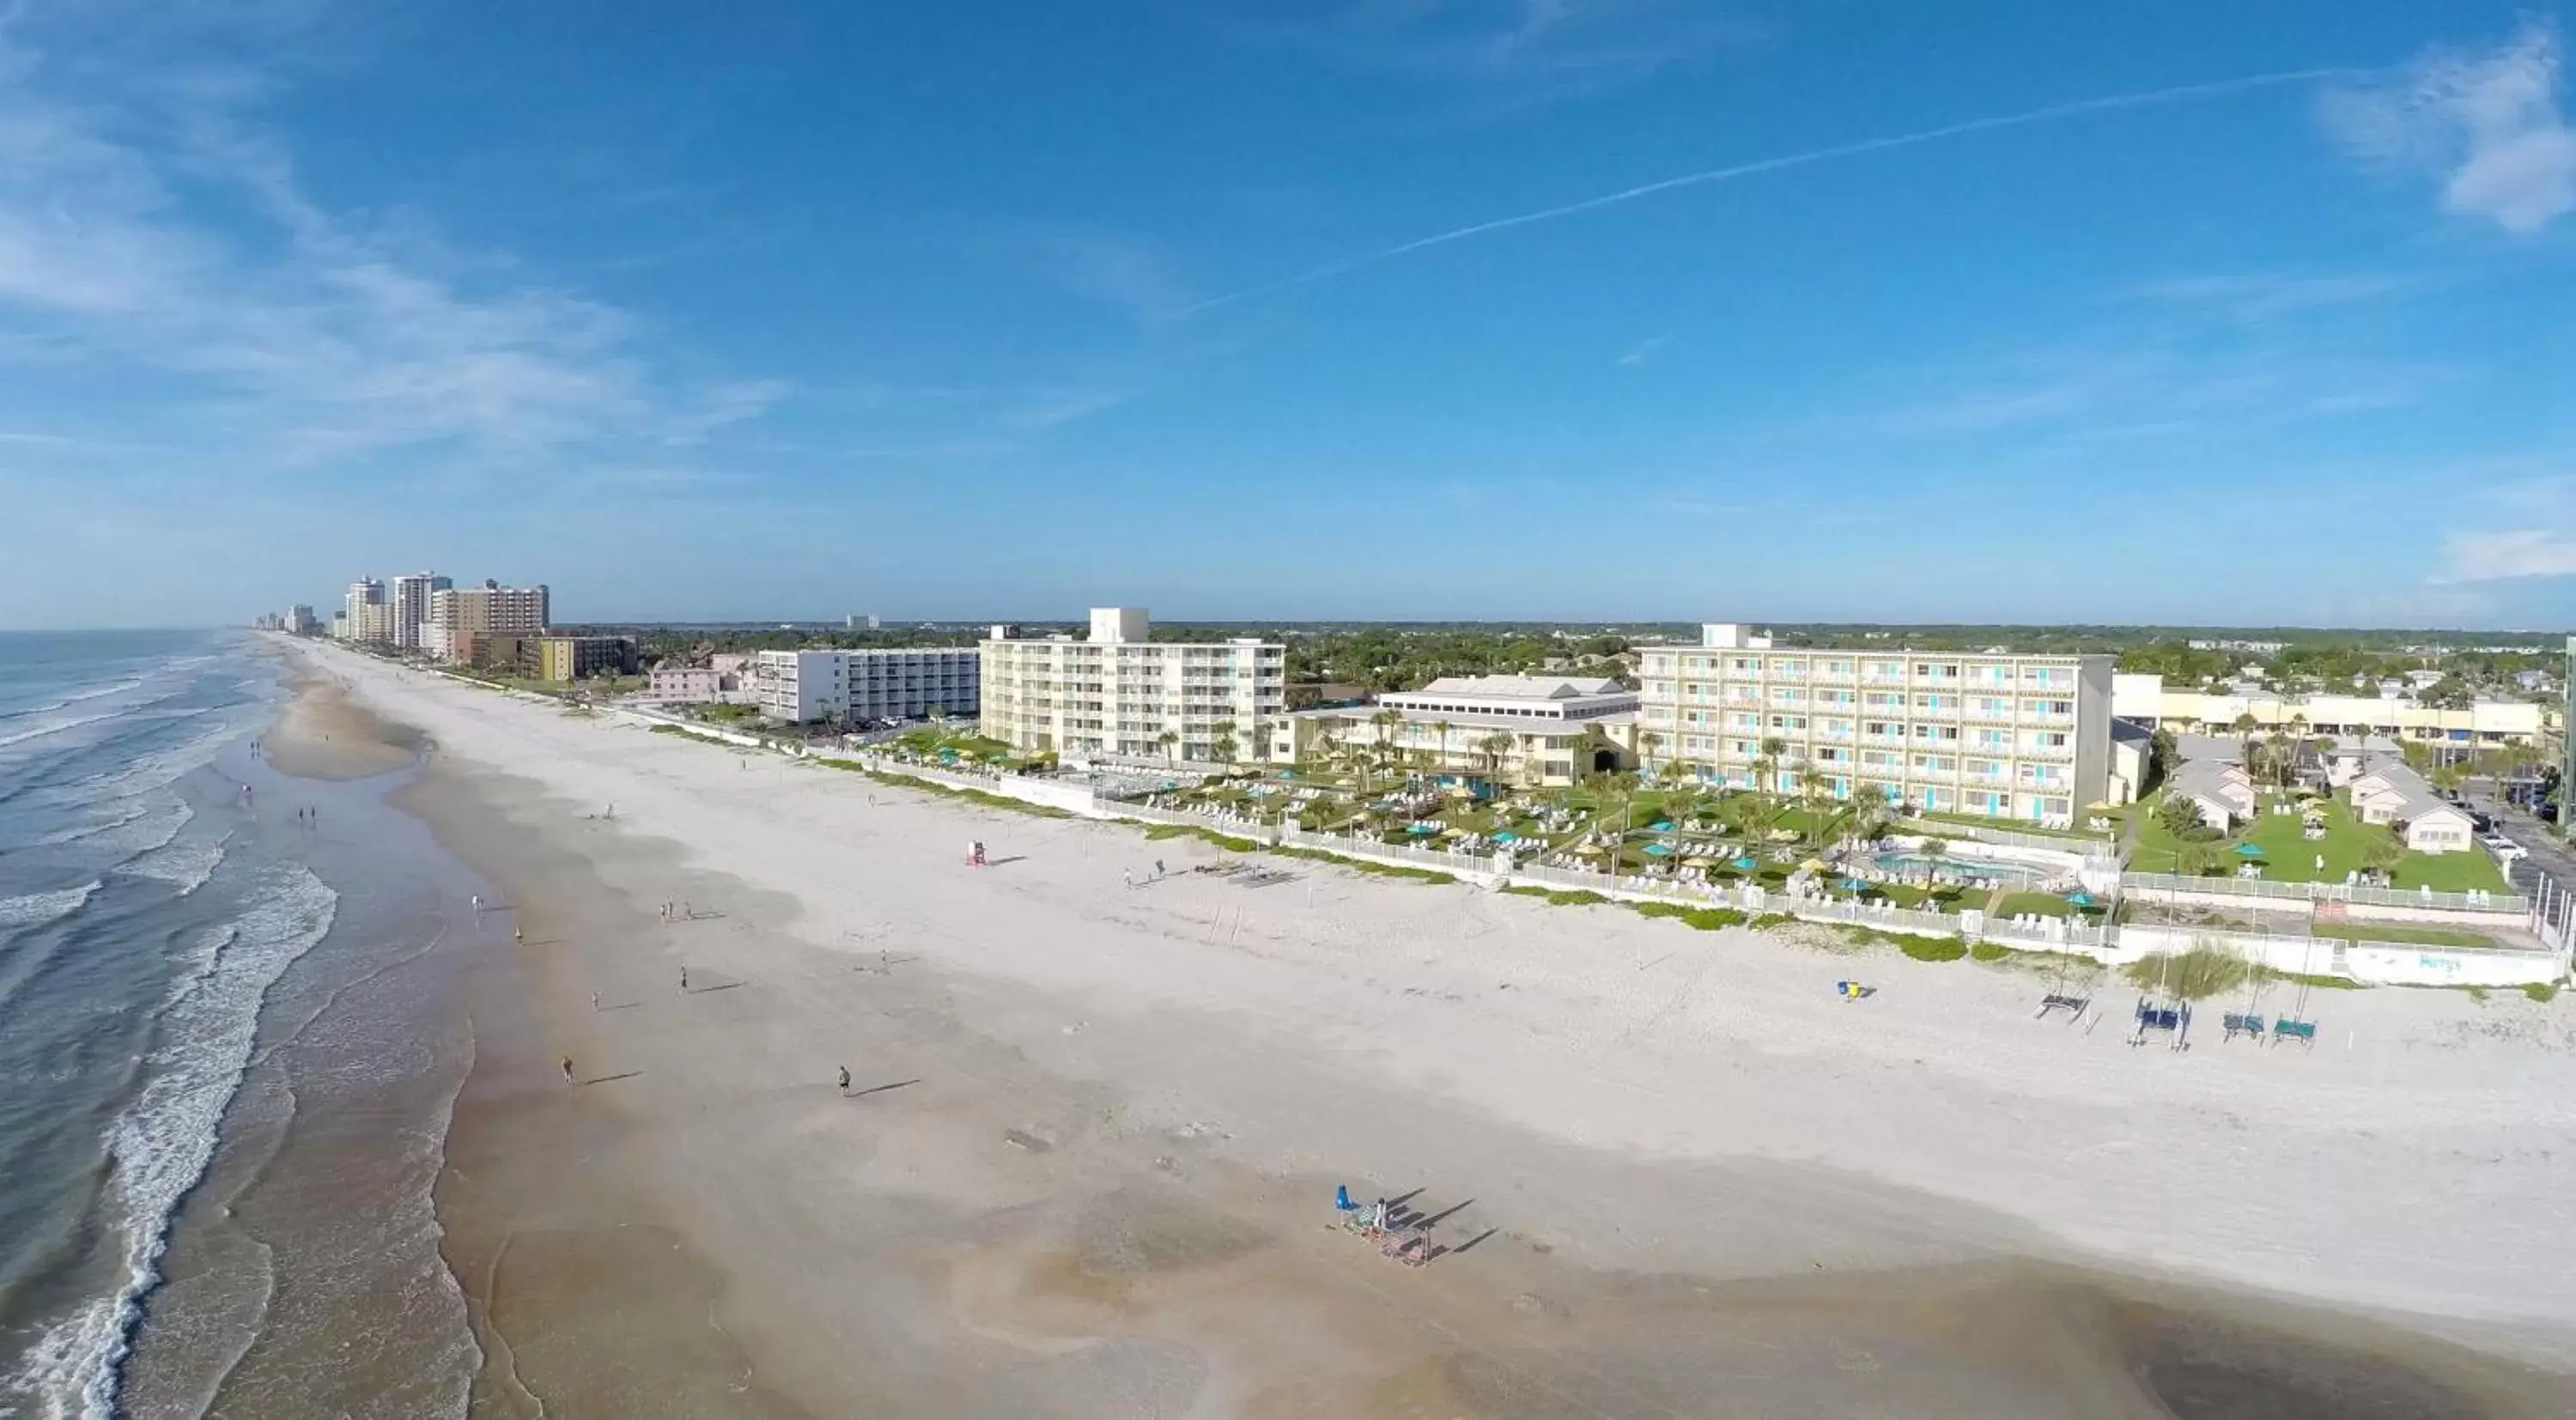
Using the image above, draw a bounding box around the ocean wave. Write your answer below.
[0,675,152,725]
[0,881,101,935]
[122,826,228,898]
[2,864,337,1420]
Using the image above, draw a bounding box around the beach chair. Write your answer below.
[2272,1018,2317,1049]
[2221,1011,2266,1042]
[2130,997,2186,1049]
[1834,980,1873,1002]
[2035,991,2088,1021]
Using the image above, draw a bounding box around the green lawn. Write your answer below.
[2130,791,2506,894]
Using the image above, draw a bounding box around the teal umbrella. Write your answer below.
[2065,891,2094,906]
[1733,856,1759,871]
[2234,843,2265,857]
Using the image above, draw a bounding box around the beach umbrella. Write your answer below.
[2064,891,2094,906]
[1733,856,1759,871]
[2234,843,2265,857]
[1800,858,1829,873]
[1842,877,1870,892]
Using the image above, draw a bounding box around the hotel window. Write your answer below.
[2023,666,2069,687]
[1823,658,1854,676]
[1768,658,1804,677]
[1915,694,1951,711]
[1915,663,1959,680]
[1729,657,1759,673]
[1866,692,1905,709]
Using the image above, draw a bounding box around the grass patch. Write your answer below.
[1499,884,1552,899]
[2122,949,2250,1000]
[1970,941,2009,962]
[1272,845,1455,884]
[2256,968,2364,991]
[864,769,1074,819]
[1142,822,1259,852]
[1891,933,1967,962]
[2525,982,2559,1003]
[1545,889,1607,907]
[1748,912,1795,931]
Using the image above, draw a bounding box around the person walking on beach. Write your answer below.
[1155,859,1165,879]
[471,894,483,913]
[561,1055,575,1083]
[678,964,689,992]
[590,992,600,1011]
[837,1065,851,1095]
[513,925,524,944]
[1123,870,1134,889]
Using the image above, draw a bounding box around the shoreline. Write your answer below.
[286,641,2576,1415]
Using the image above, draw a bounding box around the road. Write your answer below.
[2459,783,2576,940]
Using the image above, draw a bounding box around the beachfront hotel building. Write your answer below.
[424,580,550,663]
[339,579,386,642]
[980,609,1285,765]
[750,648,980,725]
[386,572,453,651]
[1268,674,1640,787]
[1636,623,2116,826]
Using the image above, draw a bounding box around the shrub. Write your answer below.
[2525,982,2560,1004]
[1893,934,1967,962]
[1682,908,1745,931]
[1545,889,1607,907]
[1632,901,1689,918]
[2122,949,2250,1000]
[1970,941,2008,962]
[1747,913,1795,931]
[1499,884,1552,899]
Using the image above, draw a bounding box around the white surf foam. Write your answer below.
[2,864,337,1420]
[0,882,100,934]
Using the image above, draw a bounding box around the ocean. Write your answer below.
[0,632,480,1419]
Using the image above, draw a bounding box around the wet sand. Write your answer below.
[261,666,420,780]
[270,645,2576,1416]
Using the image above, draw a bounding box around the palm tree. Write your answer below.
[1478,731,1516,778]
[1917,834,1948,887]
[1433,719,1455,769]
[1210,719,1238,767]
[1370,707,1404,773]
[2361,836,2404,885]
[1639,729,1663,778]
[1155,729,1179,764]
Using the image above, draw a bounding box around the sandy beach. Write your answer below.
[276,645,2576,1417]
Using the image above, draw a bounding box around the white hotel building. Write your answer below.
[980,609,1285,764]
[1637,623,2115,826]
[750,648,981,725]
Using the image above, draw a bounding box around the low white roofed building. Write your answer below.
[2348,760,2477,854]
[1268,673,1639,786]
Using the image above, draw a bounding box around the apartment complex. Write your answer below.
[424,580,550,663]
[534,636,637,683]
[387,572,453,650]
[1637,623,2116,826]
[339,579,386,642]
[981,608,1285,764]
[1269,674,1639,787]
[2112,673,2543,747]
[750,648,980,724]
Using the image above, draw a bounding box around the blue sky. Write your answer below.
[1,1,2572,629]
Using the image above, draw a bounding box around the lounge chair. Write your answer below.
[2035,991,2088,1020]
[2221,1011,2265,1041]
[2272,1018,2317,1048]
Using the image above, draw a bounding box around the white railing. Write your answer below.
[2122,872,2525,915]
[1118,799,1273,840]
[1905,821,2117,857]
[1279,824,1493,876]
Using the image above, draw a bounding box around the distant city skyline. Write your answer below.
[0,3,2571,629]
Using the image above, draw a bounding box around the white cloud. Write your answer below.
[0,7,775,478]
[2433,528,2576,582]
[2320,21,2576,232]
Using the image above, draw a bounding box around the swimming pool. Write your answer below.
[1874,851,2044,886]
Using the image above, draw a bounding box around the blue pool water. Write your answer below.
[1874,851,2043,886]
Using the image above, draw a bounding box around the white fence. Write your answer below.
[1279,824,1498,877]
[2122,871,2525,915]
[1917,822,2119,858]
[1117,799,1275,840]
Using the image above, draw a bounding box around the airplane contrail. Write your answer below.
[1179,67,2361,315]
